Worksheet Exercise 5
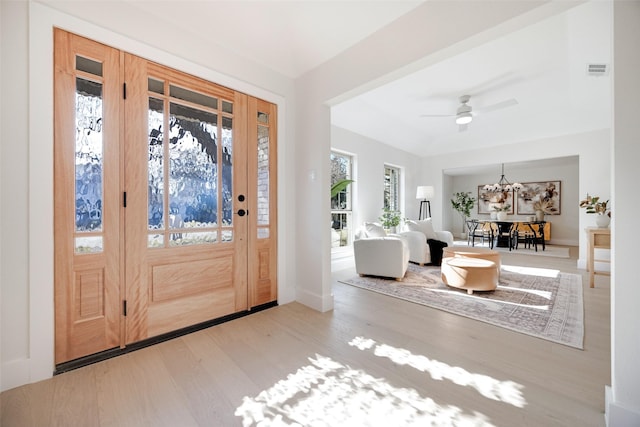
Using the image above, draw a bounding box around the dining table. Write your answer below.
[476,219,547,251]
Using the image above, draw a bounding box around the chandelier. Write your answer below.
[483,163,522,193]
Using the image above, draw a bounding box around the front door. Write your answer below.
[54,30,277,364]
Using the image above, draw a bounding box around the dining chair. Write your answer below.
[466,219,491,247]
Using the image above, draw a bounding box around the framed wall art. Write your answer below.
[516,181,561,215]
[477,186,514,215]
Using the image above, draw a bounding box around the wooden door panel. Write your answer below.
[149,256,233,303]
[248,98,278,308]
[124,55,249,343]
[54,29,121,363]
[147,288,236,337]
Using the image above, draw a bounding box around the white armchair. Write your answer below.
[353,223,410,280]
[401,219,454,266]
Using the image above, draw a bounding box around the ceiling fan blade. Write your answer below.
[420,113,455,118]
[475,98,518,115]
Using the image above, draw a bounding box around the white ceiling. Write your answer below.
[39,0,424,78]
[331,0,612,158]
[40,0,612,160]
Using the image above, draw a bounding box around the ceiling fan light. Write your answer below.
[456,112,472,125]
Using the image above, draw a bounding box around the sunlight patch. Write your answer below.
[349,337,526,408]
[235,354,496,426]
[502,264,560,278]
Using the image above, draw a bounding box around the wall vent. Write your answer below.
[587,63,608,76]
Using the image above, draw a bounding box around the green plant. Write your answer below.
[579,194,611,216]
[451,191,476,234]
[379,208,401,228]
[451,192,476,218]
[492,203,511,212]
[330,179,354,198]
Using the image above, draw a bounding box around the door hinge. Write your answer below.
[123,82,127,100]
[123,300,127,316]
[123,191,127,208]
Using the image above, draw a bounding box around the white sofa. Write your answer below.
[353,223,410,280]
[400,219,454,266]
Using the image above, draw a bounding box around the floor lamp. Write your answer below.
[416,186,434,220]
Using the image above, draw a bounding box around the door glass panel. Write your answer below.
[75,236,103,253]
[169,85,217,109]
[148,77,164,94]
[148,234,164,248]
[169,231,217,246]
[148,97,164,232]
[221,230,233,242]
[169,103,218,235]
[75,78,104,242]
[257,123,269,228]
[222,116,233,226]
[76,55,103,76]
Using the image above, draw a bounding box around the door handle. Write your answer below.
[235,209,247,217]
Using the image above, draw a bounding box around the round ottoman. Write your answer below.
[442,246,501,276]
[441,257,498,294]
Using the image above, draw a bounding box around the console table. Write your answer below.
[586,227,611,288]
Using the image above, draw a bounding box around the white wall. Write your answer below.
[0,1,297,391]
[607,2,640,425]
[331,126,423,230]
[419,129,610,266]
[1,0,31,391]
[447,157,580,245]
[294,1,552,312]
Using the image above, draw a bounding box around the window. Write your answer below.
[330,151,353,248]
[384,165,401,212]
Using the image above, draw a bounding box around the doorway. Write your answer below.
[54,29,277,364]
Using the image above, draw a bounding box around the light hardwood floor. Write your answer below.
[1,245,610,426]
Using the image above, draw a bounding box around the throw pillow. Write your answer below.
[406,219,437,240]
[364,222,386,237]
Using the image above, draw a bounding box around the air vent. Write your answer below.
[587,63,608,76]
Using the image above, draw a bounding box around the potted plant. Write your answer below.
[579,194,611,228]
[379,208,401,233]
[532,197,552,221]
[451,191,476,239]
[493,203,511,221]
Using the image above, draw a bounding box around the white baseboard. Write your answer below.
[548,238,578,246]
[605,386,640,426]
[295,287,334,313]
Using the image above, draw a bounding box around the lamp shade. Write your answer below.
[416,185,435,200]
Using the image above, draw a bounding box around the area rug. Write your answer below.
[340,264,584,349]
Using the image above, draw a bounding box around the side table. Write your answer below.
[586,227,611,288]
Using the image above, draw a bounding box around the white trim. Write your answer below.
[605,386,640,426]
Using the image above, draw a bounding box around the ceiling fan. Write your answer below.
[421,95,518,131]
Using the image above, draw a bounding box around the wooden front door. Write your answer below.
[54,30,277,364]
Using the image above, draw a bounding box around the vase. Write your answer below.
[496,211,507,221]
[595,214,610,228]
[535,210,545,221]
